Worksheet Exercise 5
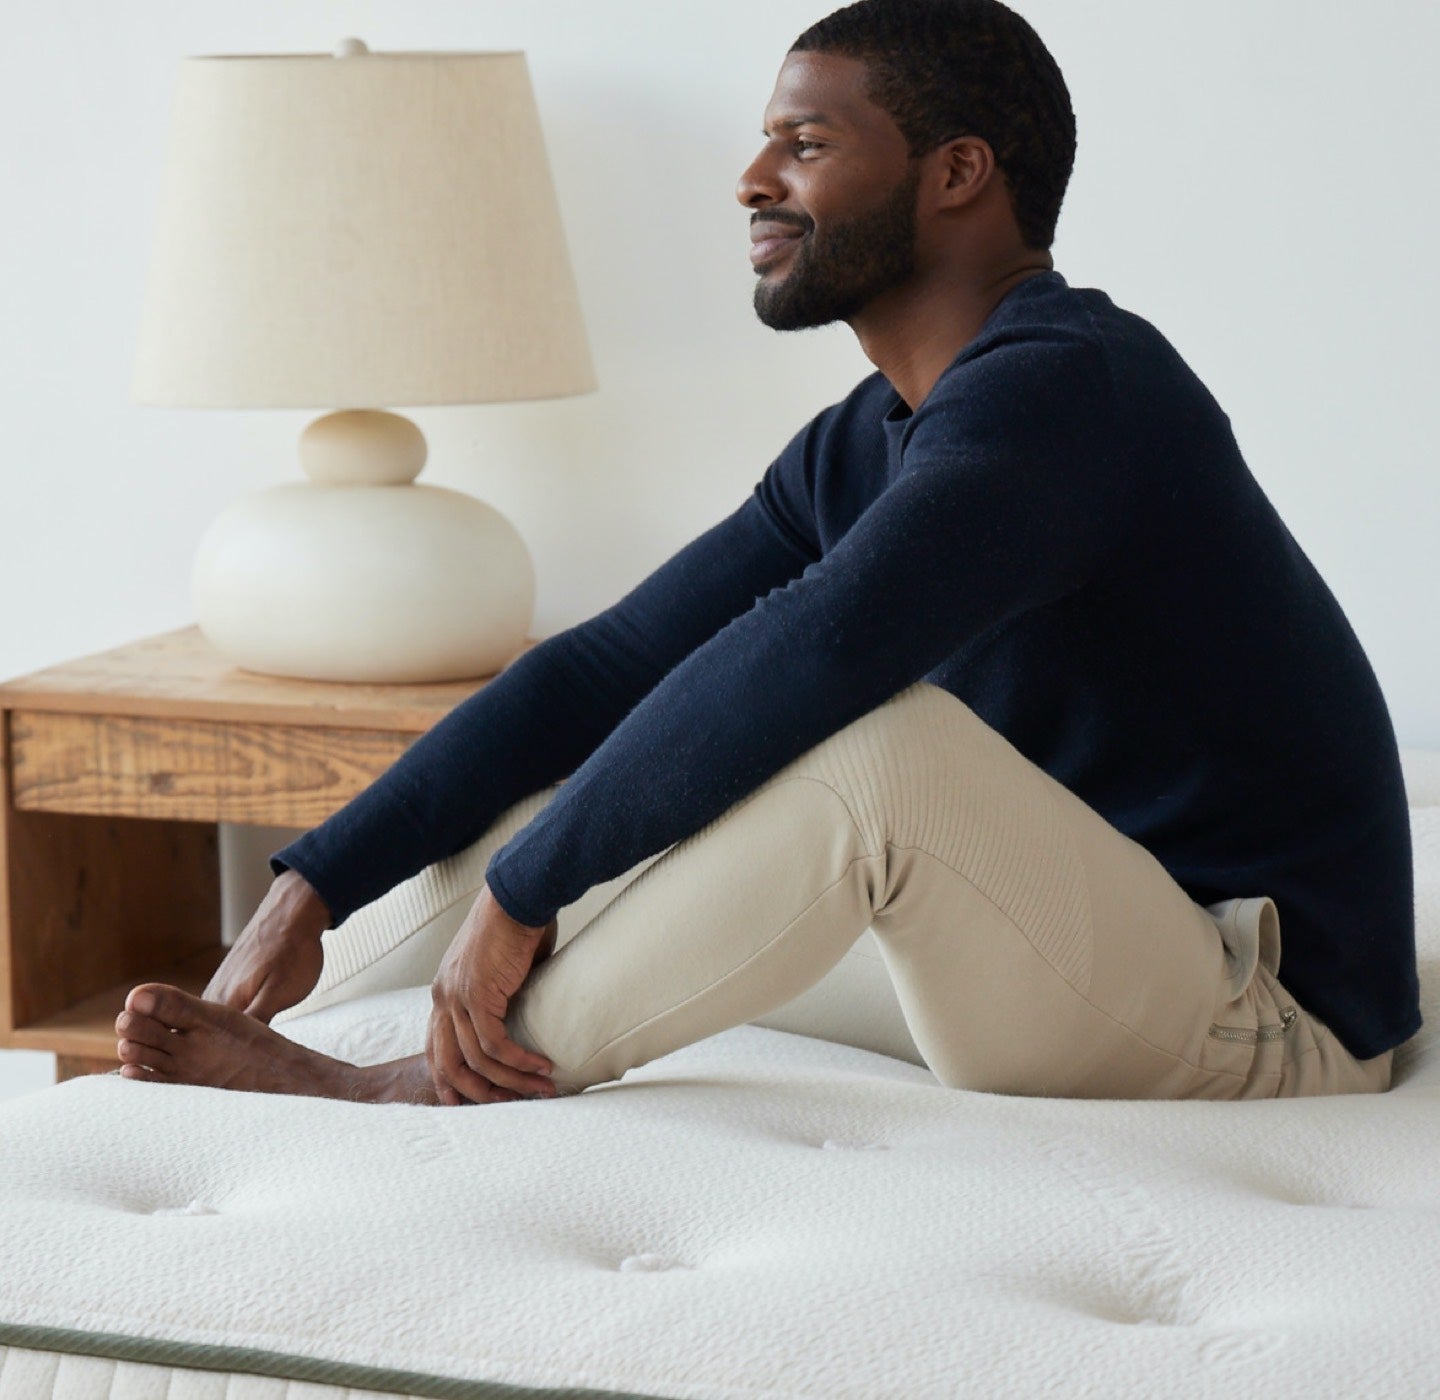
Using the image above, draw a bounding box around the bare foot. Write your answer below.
[114,983,440,1104]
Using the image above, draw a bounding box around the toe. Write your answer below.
[115,1009,177,1053]
[126,982,201,1030]
[119,1062,174,1082]
[117,1037,172,1071]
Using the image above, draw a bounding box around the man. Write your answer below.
[114,0,1419,1105]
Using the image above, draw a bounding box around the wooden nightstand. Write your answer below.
[0,626,536,1082]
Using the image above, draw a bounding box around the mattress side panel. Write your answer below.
[0,1337,668,1400]
[1,1344,405,1398]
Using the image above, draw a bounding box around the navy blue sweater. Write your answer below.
[273,269,1420,1061]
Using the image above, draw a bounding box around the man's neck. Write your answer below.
[851,255,1055,411]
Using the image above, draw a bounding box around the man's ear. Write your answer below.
[931,134,996,212]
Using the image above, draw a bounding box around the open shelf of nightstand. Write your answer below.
[1,625,536,1082]
[7,945,227,1061]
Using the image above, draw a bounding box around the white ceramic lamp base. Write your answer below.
[193,409,535,684]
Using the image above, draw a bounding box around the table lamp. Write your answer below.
[131,39,596,683]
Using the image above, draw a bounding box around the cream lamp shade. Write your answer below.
[132,38,596,683]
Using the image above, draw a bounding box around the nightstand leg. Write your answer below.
[55,1055,122,1083]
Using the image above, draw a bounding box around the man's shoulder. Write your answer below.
[963,272,1202,403]
[943,280,1112,387]
[914,274,1214,444]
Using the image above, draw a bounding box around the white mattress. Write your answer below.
[1,752,1439,1400]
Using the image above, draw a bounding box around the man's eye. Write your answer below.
[795,139,823,155]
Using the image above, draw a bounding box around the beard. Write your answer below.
[752,163,921,331]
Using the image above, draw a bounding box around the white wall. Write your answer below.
[2,0,1436,1098]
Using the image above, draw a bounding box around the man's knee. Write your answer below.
[782,680,1000,797]
[766,679,1080,908]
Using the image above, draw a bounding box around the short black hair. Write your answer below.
[791,0,1075,250]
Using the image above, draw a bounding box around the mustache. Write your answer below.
[750,210,813,235]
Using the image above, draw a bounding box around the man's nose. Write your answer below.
[736,147,783,208]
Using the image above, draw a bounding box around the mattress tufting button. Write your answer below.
[619,1253,687,1272]
[820,1139,889,1151]
[152,1200,219,1217]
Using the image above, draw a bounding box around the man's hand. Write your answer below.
[427,884,559,1105]
[202,869,331,1023]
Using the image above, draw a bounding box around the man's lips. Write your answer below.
[750,222,806,268]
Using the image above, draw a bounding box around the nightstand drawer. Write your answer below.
[9,709,413,826]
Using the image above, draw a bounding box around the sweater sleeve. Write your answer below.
[268,488,814,928]
[483,336,1132,927]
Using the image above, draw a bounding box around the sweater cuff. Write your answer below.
[266,847,343,929]
[483,857,553,930]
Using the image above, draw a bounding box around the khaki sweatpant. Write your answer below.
[300,680,1393,1101]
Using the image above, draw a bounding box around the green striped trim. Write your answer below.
[0,1323,670,1400]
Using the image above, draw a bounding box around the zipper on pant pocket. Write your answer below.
[1208,1005,1297,1044]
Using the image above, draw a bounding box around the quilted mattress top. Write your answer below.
[0,753,1438,1400]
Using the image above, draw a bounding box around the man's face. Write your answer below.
[738,50,920,330]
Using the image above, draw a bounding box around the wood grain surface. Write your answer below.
[11,710,418,825]
[0,625,539,731]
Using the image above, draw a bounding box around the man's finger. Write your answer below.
[428,1022,464,1106]
[480,1025,554,1079]
[476,1026,556,1097]
[454,1010,553,1100]
[433,1010,507,1104]
[427,1010,471,1105]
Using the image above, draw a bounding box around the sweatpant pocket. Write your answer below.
[1190,896,1293,1087]
[1205,895,1282,1001]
